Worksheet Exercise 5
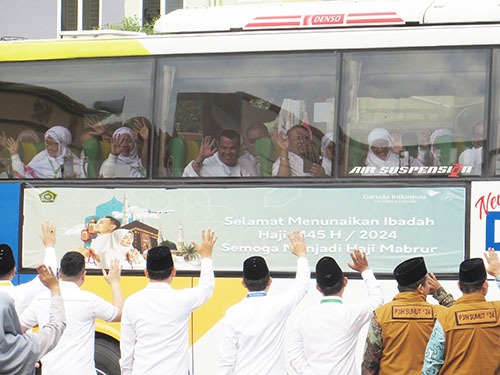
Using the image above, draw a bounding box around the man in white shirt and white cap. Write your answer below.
[288,251,383,375]
[217,230,310,375]
[120,229,217,375]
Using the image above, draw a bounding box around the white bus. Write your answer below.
[1,0,500,373]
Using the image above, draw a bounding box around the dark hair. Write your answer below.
[105,216,121,230]
[243,274,270,292]
[60,251,85,279]
[459,279,485,294]
[319,278,344,296]
[397,276,426,292]
[147,267,173,281]
[218,129,241,145]
[246,123,269,137]
[286,125,308,136]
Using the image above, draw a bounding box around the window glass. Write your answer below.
[61,0,78,31]
[339,49,487,178]
[0,58,154,179]
[155,52,337,178]
[83,0,99,30]
[492,50,500,176]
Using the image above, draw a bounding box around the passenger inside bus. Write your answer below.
[99,119,149,178]
[321,132,334,176]
[182,129,255,177]
[429,128,455,166]
[272,125,327,177]
[363,128,424,176]
[6,125,82,179]
[458,121,483,175]
[238,122,271,177]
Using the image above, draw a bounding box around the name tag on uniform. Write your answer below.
[392,305,434,320]
[455,308,497,325]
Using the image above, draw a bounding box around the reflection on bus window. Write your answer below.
[0,58,154,179]
[340,49,487,178]
[155,53,337,178]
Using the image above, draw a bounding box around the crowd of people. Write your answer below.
[0,118,487,179]
[1,226,499,374]
[364,123,484,176]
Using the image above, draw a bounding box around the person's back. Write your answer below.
[21,251,122,375]
[217,230,310,375]
[120,229,216,375]
[423,258,500,375]
[362,257,452,375]
[373,291,445,374]
[288,251,383,375]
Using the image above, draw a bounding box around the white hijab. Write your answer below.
[108,127,145,178]
[26,126,73,178]
[0,292,38,374]
[321,132,334,176]
[103,229,134,269]
[365,128,400,170]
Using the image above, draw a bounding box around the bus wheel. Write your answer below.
[95,336,120,375]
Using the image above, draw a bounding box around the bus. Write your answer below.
[1,0,500,373]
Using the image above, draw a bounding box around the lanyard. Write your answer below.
[247,292,267,298]
[321,298,342,304]
[48,158,61,178]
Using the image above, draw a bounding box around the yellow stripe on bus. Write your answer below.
[0,39,151,62]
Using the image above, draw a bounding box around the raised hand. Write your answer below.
[192,228,217,259]
[110,134,126,156]
[37,264,60,294]
[485,248,500,277]
[287,230,307,257]
[40,221,56,248]
[347,249,368,273]
[197,136,217,161]
[6,137,18,155]
[272,132,289,152]
[102,259,121,285]
[133,118,150,142]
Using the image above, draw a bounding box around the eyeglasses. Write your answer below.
[44,141,59,149]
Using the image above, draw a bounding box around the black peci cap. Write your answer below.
[0,244,15,275]
[146,246,173,271]
[394,257,427,286]
[316,256,343,288]
[243,256,269,280]
[459,258,486,283]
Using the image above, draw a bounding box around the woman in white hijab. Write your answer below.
[320,132,334,176]
[100,229,145,269]
[99,126,147,178]
[364,128,401,175]
[7,126,82,179]
[364,128,421,176]
[429,128,454,166]
[0,265,65,375]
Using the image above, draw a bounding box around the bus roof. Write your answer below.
[154,0,500,34]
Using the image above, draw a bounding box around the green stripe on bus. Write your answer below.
[0,39,151,61]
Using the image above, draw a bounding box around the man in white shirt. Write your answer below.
[272,125,327,177]
[120,229,217,375]
[287,251,383,375]
[183,129,254,177]
[458,121,483,175]
[0,222,58,315]
[21,251,123,375]
[217,230,310,375]
[238,122,270,176]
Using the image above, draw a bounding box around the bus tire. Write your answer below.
[95,336,120,375]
